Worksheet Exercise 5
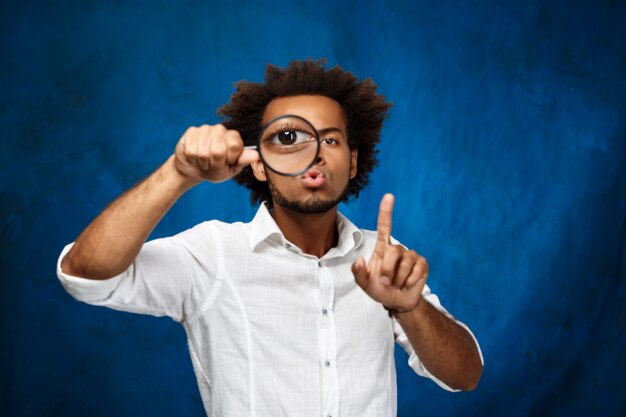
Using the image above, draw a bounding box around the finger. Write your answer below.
[183,127,200,168]
[394,250,418,288]
[351,257,369,290]
[234,149,260,168]
[197,125,211,171]
[404,267,427,307]
[224,130,244,165]
[380,245,403,287]
[375,193,395,255]
[403,257,428,289]
[366,249,381,276]
[395,274,426,312]
[209,125,227,169]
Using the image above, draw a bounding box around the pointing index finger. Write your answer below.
[376,193,395,246]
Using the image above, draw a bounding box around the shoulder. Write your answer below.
[357,228,404,244]
[355,228,408,253]
[171,219,251,249]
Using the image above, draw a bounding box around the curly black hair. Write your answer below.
[217,59,392,205]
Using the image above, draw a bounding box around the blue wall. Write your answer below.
[2,0,625,415]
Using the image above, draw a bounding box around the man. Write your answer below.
[57,59,483,417]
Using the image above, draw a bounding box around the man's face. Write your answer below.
[252,95,357,213]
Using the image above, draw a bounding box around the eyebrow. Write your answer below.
[317,127,345,136]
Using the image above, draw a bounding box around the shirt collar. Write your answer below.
[248,202,284,251]
[248,202,364,256]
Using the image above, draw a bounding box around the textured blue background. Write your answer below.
[2,0,625,416]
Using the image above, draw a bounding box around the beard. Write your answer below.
[267,176,350,214]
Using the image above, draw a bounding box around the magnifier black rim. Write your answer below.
[257,114,321,177]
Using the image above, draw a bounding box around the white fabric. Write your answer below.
[57,203,482,417]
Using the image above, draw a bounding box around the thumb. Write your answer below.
[234,149,260,169]
[351,257,369,289]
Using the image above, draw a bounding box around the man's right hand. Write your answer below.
[174,124,260,184]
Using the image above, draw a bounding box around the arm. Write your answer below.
[62,125,259,280]
[351,194,483,391]
[394,297,483,391]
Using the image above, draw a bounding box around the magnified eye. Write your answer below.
[270,129,313,146]
[277,130,298,145]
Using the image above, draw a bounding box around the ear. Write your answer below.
[251,160,267,181]
[349,149,358,179]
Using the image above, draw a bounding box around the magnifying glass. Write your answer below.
[244,114,321,176]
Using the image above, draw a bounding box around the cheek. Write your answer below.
[267,172,296,190]
[330,150,353,176]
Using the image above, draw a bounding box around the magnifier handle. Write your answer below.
[243,145,258,150]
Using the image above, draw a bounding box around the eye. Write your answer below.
[269,129,314,146]
[277,130,297,145]
[322,138,338,145]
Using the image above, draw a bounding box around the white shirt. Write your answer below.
[57,203,482,417]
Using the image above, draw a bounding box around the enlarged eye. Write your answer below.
[277,130,298,145]
[270,129,313,146]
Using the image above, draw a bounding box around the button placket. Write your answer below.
[316,262,339,415]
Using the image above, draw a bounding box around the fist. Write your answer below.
[174,124,259,183]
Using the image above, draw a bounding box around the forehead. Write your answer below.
[262,95,347,131]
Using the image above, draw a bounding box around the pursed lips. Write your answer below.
[301,168,326,188]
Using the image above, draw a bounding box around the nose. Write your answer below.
[314,146,325,165]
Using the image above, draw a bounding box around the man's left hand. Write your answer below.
[351,193,429,314]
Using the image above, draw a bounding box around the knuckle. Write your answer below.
[182,127,196,143]
[227,134,243,149]
[211,149,226,160]
[382,249,396,262]
[184,148,195,159]
[400,256,413,268]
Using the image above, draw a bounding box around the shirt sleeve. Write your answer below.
[392,284,484,392]
[56,224,218,323]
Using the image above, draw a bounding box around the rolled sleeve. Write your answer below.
[57,243,127,302]
[56,228,217,322]
[393,285,484,392]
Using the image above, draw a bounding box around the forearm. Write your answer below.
[61,156,199,279]
[395,299,483,391]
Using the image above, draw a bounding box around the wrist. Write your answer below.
[160,155,202,193]
[383,297,423,319]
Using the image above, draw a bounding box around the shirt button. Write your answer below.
[285,243,291,249]
[322,308,328,316]
[318,261,322,267]
[325,360,331,368]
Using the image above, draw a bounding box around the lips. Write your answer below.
[301,168,326,188]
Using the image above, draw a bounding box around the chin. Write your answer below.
[268,177,350,214]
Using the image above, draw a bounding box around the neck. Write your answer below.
[270,203,339,258]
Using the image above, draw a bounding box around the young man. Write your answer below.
[57,60,483,417]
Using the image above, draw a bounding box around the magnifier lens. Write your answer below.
[258,115,320,176]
